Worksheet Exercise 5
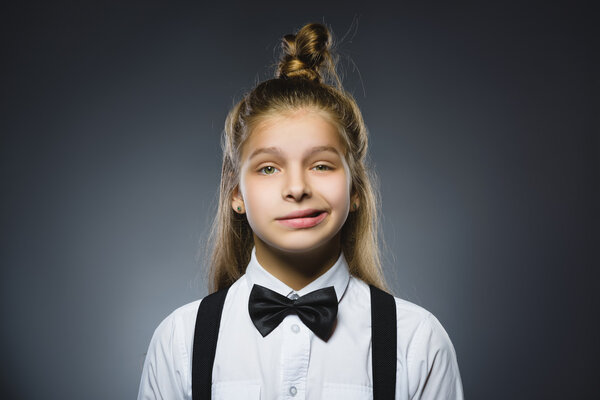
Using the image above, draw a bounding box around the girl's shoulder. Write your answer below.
[349,275,439,322]
[148,277,248,347]
[349,276,459,368]
[349,276,463,397]
[145,298,201,361]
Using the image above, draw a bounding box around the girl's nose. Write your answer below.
[283,167,311,201]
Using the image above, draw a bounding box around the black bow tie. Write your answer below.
[248,284,338,342]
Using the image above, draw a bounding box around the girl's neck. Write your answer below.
[253,234,342,291]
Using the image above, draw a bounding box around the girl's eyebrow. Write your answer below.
[248,145,341,160]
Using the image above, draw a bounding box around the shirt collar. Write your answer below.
[245,246,350,303]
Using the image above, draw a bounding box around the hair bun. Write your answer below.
[277,23,332,82]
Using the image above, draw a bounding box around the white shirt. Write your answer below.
[138,247,464,400]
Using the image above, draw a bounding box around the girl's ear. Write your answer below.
[231,186,245,214]
[350,191,360,212]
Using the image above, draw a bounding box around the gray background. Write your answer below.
[1,1,597,399]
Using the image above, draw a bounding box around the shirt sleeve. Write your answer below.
[407,313,464,400]
[137,311,189,400]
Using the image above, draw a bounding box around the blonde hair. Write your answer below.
[202,22,390,294]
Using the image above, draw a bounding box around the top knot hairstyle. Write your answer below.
[203,22,388,294]
[276,23,340,87]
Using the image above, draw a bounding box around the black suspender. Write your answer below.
[370,284,398,399]
[192,284,397,400]
[192,285,231,400]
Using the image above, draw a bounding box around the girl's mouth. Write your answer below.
[277,211,327,229]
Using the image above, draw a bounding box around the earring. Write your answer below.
[237,206,242,212]
[353,203,357,210]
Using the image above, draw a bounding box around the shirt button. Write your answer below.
[289,386,297,396]
[289,293,300,300]
[291,324,300,333]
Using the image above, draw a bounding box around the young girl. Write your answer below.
[138,22,463,400]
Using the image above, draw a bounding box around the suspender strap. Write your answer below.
[370,284,397,400]
[191,283,397,400]
[192,285,231,400]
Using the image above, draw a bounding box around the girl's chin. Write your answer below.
[259,237,340,256]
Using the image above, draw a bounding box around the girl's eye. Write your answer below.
[313,164,332,172]
[259,166,279,175]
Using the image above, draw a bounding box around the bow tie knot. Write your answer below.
[248,284,338,342]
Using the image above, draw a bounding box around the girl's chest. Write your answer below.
[211,300,375,400]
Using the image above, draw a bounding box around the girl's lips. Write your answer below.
[277,211,328,229]
[279,208,325,219]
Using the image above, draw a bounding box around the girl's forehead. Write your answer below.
[243,110,345,153]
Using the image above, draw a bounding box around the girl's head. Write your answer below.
[205,22,388,293]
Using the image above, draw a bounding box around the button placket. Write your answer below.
[280,314,308,399]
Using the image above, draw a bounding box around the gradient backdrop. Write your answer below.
[2,1,598,399]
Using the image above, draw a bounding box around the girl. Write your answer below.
[138,22,463,400]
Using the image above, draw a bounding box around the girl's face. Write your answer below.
[233,109,359,256]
